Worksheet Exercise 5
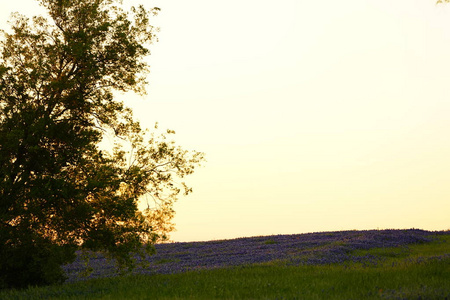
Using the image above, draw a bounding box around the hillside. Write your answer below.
[64,229,447,282]
[2,229,449,299]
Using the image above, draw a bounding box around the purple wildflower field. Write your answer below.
[63,229,445,283]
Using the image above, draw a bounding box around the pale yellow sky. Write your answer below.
[2,0,450,242]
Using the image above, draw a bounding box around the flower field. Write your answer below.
[2,228,449,299]
[64,229,446,282]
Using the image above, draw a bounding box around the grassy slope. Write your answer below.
[1,233,449,300]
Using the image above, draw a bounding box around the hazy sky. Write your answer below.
[2,0,450,242]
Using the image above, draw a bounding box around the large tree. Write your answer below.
[0,0,204,289]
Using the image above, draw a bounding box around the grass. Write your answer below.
[1,233,449,299]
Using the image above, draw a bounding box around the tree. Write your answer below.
[0,0,204,289]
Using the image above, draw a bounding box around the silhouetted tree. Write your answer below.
[0,0,204,289]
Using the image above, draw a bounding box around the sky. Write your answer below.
[1,0,450,242]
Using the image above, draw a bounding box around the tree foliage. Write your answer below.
[0,0,204,289]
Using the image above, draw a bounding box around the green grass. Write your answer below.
[2,234,450,300]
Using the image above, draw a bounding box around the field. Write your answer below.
[1,229,449,299]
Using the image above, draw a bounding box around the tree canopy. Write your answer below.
[0,0,204,289]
